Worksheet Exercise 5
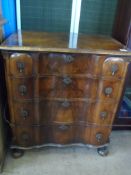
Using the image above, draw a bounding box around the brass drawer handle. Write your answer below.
[100,111,108,120]
[20,109,29,119]
[96,133,103,142]
[63,55,74,63]
[104,87,113,96]
[63,76,72,85]
[17,62,25,73]
[19,85,27,96]
[111,64,118,75]
[58,125,69,131]
[61,100,70,108]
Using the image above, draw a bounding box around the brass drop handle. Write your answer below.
[96,133,103,142]
[63,76,72,85]
[61,100,70,108]
[19,85,27,96]
[20,109,29,119]
[58,125,69,131]
[17,62,25,73]
[100,111,108,120]
[111,64,118,75]
[63,55,74,63]
[104,87,113,96]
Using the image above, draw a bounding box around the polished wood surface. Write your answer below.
[1,32,130,148]
[1,31,123,50]
[1,31,131,57]
[1,31,131,56]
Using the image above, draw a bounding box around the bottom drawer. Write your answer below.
[12,125,76,146]
[11,125,111,147]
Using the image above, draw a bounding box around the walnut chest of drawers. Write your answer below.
[1,31,131,156]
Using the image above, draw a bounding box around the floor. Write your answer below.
[2,131,131,175]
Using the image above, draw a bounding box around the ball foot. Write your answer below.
[11,148,24,159]
[97,146,109,156]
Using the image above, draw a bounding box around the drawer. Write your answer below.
[11,78,35,100]
[13,101,36,125]
[11,98,118,127]
[39,53,105,76]
[102,57,128,78]
[88,101,117,125]
[39,100,91,123]
[12,100,92,125]
[98,79,123,100]
[39,76,98,98]
[11,125,110,147]
[82,125,111,146]
[9,53,33,76]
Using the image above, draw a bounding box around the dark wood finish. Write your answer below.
[113,0,131,48]
[113,63,131,130]
[113,0,131,129]
[1,32,123,50]
[2,31,131,56]
[39,54,105,76]
[1,32,131,148]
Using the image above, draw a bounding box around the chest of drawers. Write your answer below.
[1,32,131,156]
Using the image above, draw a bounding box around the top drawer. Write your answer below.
[9,53,33,76]
[39,53,104,76]
[8,52,127,79]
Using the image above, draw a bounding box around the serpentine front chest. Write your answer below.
[1,31,131,155]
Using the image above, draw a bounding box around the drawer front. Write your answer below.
[12,125,111,147]
[39,53,104,75]
[9,53,128,79]
[12,78,34,100]
[13,101,36,125]
[39,100,91,123]
[13,100,117,126]
[102,57,128,78]
[88,101,117,125]
[13,100,91,125]
[39,76,98,98]
[9,53,33,76]
[98,79,123,100]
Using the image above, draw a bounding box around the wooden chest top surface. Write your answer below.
[1,31,131,56]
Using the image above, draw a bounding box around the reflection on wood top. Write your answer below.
[0,31,131,55]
